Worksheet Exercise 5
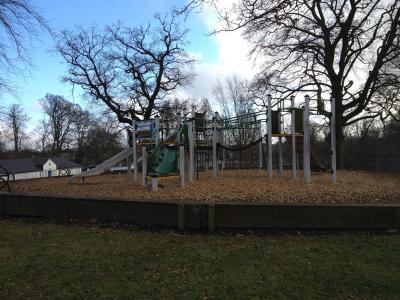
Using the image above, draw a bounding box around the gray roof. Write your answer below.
[48,157,82,169]
[0,158,40,174]
[0,157,82,174]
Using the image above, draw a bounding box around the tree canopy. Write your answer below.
[178,0,400,163]
[0,0,48,93]
[57,14,196,124]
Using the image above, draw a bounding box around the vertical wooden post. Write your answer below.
[176,112,182,174]
[126,127,132,179]
[183,107,188,178]
[132,119,138,182]
[331,96,337,183]
[220,116,225,172]
[188,121,194,183]
[303,95,311,184]
[179,145,185,189]
[291,96,297,179]
[176,112,181,144]
[151,177,158,192]
[212,113,218,178]
[267,94,273,178]
[155,115,160,145]
[259,121,263,170]
[278,109,283,176]
[216,112,224,172]
[192,106,197,180]
[216,112,222,172]
[142,146,147,187]
[222,148,225,171]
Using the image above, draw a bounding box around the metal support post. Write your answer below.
[278,109,283,176]
[132,119,138,182]
[267,94,273,178]
[259,121,263,170]
[291,96,296,178]
[212,114,218,178]
[142,146,147,187]
[188,121,194,183]
[155,115,160,145]
[152,177,158,192]
[331,96,337,183]
[179,145,185,189]
[303,95,311,184]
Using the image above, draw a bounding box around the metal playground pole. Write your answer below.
[303,95,311,184]
[331,96,337,183]
[267,94,273,178]
[291,96,297,179]
[132,119,138,182]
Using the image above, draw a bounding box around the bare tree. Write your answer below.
[34,118,50,153]
[0,129,4,152]
[71,108,93,163]
[213,75,257,147]
[40,94,77,154]
[0,0,48,92]
[198,97,213,120]
[84,114,123,164]
[1,103,29,152]
[56,14,195,124]
[178,0,400,164]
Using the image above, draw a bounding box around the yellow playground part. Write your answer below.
[272,133,303,137]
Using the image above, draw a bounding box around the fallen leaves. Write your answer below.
[10,170,400,204]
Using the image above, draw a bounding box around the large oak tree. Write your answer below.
[57,15,195,124]
[179,0,400,163]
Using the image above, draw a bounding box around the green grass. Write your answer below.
[1,219,400,299]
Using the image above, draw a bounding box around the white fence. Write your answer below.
[2,168,82,181]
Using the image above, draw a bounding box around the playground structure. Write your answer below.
[70,94,337,189]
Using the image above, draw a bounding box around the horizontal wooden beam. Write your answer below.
[1,192,399,230]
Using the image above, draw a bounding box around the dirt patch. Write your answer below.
[10,170,400,204]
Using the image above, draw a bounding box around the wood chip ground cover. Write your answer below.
[10,170,400,204]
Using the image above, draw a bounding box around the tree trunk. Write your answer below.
[13,136,18,153]
[335,121,345,169]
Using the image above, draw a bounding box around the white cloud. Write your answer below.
[179,1,262,103]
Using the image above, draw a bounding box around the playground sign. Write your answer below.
[136,120,156,143]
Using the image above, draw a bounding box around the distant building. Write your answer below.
[0,157,82,181]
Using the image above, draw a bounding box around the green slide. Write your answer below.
[148,143,178,175]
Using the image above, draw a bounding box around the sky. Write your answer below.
[2,0,257,127]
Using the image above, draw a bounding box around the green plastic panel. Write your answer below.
[148,143,178,175]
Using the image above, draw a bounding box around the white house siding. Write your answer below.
[11,171,43,181]
[43,159,57,174]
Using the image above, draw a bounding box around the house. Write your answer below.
[0,157,82,181]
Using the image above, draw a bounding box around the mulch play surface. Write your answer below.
[9,170,400,204]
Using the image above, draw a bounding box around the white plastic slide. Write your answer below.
[69,147,139,183]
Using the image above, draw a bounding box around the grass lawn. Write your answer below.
[1,219,400,299]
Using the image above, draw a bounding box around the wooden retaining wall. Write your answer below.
[1,192,400,230]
